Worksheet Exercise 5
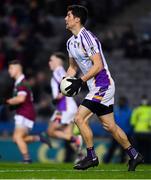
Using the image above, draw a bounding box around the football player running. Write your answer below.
[64,5,144,171]
[6,60,50,163]
[40,52,83,161]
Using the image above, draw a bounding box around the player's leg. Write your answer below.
[23,135,38,142]
[74,84,114,168]
[38,111,77,148]
[47,121,72,140]
[13,115,34,163]
[50,111,85,162]
[100,113,131,148]
[63,122,73,139]
[73,105,99,170]
[22,132,52,148]
[61,110,85,149]
[74,106,93,147]
[99,113,144,171]
[46,110,79,142]
[62,123,83,152]
[13,127,31,163]
[46,110,64,138]
[36,111,61,146]
[21,123,74,146]
[47,117,82,150]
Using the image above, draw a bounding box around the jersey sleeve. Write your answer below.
[80,31,100,57]
[50,78,59,99]
[17,85,28,96]
[53,67,66,83]
[51,67,66,99]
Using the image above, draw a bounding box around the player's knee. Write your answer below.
[74,114,83,125]
[13,134,23,143]
[102,122,116,132]
[13,136,19,143]
[13,133,18,142]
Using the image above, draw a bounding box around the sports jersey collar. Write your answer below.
[15,74,25,85]
[53,66,63,74]
[74,27,85,39]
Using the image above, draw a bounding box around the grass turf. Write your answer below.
[0,162,150,179]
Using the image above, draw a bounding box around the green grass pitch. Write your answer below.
[0,162,151,179]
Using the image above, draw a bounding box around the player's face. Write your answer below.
[8,65,19,78]
[49,55,57,70]
[49,55,62,70]
[65,11,77,30]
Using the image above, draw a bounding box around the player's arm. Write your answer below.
[51,79,63,105]
[6,94,26,105]
[81,53,103,82]
[66,57,78,77]
[65,53,103,96]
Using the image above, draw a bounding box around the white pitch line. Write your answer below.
[0,169,150,173]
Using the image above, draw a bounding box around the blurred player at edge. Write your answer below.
[64,5,144,171]
[6,60,50,163]
[40,52,83,161]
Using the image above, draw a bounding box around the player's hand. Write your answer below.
[65,78,84,96]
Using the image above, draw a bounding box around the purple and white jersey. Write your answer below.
[67,27,114,90]
[51,66,77,112]
[66,27,115,106]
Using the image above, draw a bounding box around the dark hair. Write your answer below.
[8,59,22,66]
[51,52,66,62]
[67,5,88,25]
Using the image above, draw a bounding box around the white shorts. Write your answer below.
[14,114,34,129]
[50,109,77,125]
[85,79,115,106]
